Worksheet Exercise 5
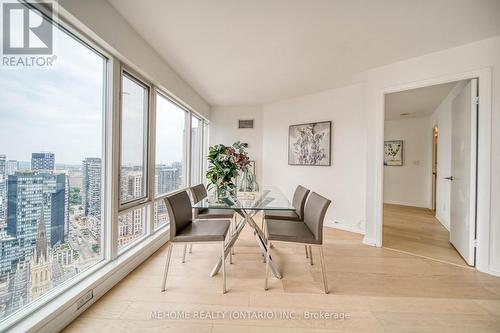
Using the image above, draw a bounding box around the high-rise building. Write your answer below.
[118,171,144,246]
[6,173,43,262]
[155,165,182,195]
[50,174,70,246]
[0,232,18,275]
[5,160,19,176]
[82,158,102,219]
[31,153,55,172]
[0,154,6,221]
[6,173,69,260]
[120,170,144,202]
[128,172,143,198]
[0,155,6,177]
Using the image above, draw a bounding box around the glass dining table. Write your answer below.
[192,186,295,279]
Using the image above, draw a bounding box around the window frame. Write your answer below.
[0,1,113,328]
[116,68,153,252]
[202,120,210,185]
[190,114,204,186]
[152,88,194,201]
[118,69,151,209]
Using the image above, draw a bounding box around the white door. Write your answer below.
[449,79,477,266]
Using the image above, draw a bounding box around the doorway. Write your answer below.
[382,79,477,268]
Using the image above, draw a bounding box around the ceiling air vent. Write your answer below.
[238,119,254,129]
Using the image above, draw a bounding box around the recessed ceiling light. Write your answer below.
[400,112,410,116]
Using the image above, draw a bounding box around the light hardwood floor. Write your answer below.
[64,216,500,332]
[383,204,468,267]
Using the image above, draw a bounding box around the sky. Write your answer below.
[0,7,187,166]
[0,19,104,165]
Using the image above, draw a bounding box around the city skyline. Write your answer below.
[0,149,182,319]
[0,151,95,319]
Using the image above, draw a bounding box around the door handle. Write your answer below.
[444,176,454,181]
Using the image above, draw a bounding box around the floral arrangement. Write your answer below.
[206,141,250,197]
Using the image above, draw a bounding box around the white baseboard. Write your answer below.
[362,235,378,247]
[325,221,365,235]
[485,267,500,277]
[383,200,431,209]
[435,214,450,231]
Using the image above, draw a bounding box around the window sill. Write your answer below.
[1,227,170,333]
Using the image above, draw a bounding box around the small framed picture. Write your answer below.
[384,140,403,166]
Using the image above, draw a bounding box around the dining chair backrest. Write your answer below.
[164,191,193,238]
[292,185,311,220]
[191,184,208,204]
[303,192,331,244]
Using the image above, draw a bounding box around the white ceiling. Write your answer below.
[384,81,459,120]
[108,0,500,106]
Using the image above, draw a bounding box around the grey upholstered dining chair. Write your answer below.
[190,184,236,221]
[188,184,236,260]
[161,190,231,294]
[264,192,331,294]
[264,185,311,259]
[265,185,310,221]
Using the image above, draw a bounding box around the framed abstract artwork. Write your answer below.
[288,121,331,166]
[384,140,403,166]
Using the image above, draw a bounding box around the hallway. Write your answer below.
[383,204,468,267]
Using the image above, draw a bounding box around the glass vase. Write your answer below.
[215,186,228,203]
[239,169,257,192]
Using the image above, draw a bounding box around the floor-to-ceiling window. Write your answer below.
[0,4,107,320]
[117,72,149,250]
[0,1,209,328]
[190,115,203,185]
[153,92,187,230]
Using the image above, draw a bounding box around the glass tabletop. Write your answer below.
[193,186,295,211]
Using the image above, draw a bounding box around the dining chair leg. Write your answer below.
[189,244,193,253]
[264,239,271,290]
[309,245,314,265]
[319,245,329,294]
[161,243,173,292]
[182,244,187,263]
[305,245,309,259]
[221,241,227,294]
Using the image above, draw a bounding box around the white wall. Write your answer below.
[58,0,210,118]
[429,81,468,230]
[262,83,367,233]
[383,117,432,208]
[209,106,263,183]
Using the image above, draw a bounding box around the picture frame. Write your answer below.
[288,121,332,166]
[384,140,403,166]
